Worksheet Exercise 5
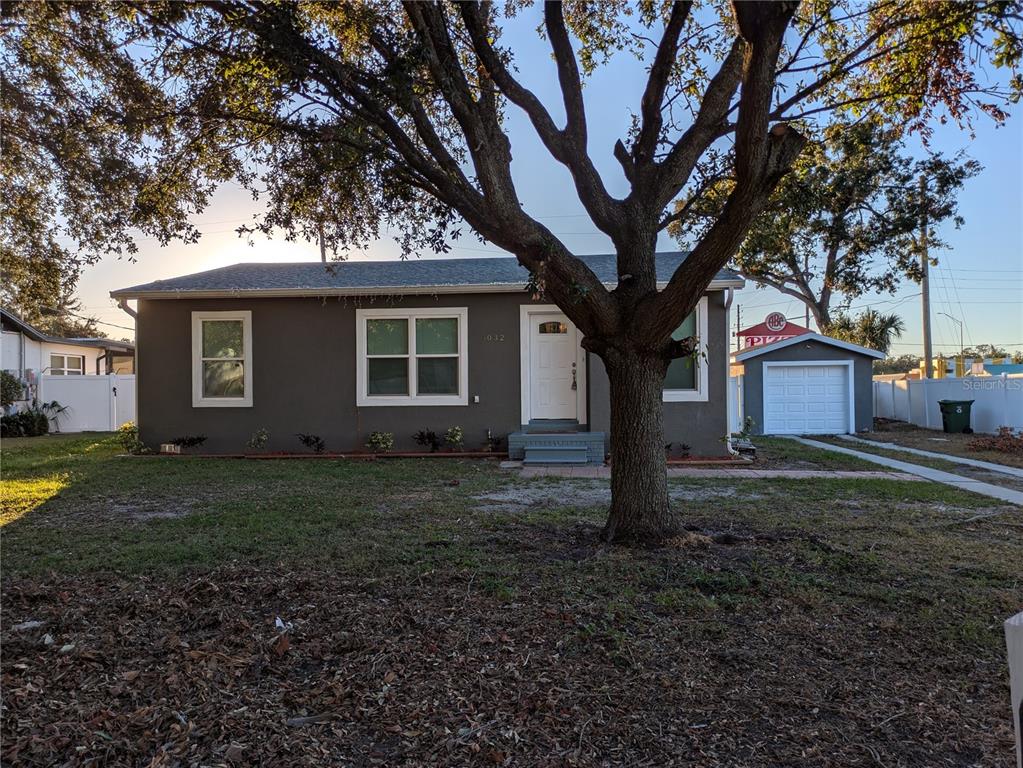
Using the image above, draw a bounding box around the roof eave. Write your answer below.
[110,277,745,300]
[732,332,886,361]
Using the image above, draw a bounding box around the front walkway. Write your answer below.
[500,461,921,481]
[787,437,1023,506]
[836,434,1023,479]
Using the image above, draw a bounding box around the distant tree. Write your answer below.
[873,354,922,375]
[826,309,906,353]
[676,121,980,328]
[1,274,106,339]
[2,1,1020,542]
[961,344,1012,359]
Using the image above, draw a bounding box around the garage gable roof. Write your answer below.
[732,332,886,361]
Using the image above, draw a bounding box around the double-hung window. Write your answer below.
[663,296,709,402]
[191,311,253,407]
[49,354,84,375]
[357,307,468,406]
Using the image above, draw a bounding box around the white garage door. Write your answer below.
[763,364,850,435]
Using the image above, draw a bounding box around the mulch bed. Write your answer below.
[2,565,1012,767]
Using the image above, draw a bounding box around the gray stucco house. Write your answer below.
[111,253,742,461]
[731,333,884,435]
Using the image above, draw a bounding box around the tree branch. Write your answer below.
[633,1,693,167]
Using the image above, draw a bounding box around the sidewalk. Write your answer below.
[500,461,921,482]
[837,434,1023,479]
[786,437,1023,506]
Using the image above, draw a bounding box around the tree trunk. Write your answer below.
[601,348,678,544]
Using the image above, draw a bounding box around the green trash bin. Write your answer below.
[938,399,974,434]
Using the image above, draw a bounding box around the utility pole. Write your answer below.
[920,175,933,378]
[735,304,742,350]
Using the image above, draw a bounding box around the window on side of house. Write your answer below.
[357,308,468,406]
[663,296,709,403]
[191,311,253,407]
[49,354,85,375]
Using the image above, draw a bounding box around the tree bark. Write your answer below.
[601,347,678,544]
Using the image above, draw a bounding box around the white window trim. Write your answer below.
[191,310,253,408]
[761,360,855,434]
[663,295,709,403]
[356,307,468,407]
[49,353,85,375]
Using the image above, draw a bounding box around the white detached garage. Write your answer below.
[731,333,885,436]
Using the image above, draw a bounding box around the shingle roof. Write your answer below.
[110,252,743,298]
[0,307,134,351]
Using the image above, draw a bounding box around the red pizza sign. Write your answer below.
[765,312,787,332]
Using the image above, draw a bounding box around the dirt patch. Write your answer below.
[474,481,746,513]
[110,500,196,520]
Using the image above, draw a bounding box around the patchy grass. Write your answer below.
[868,419,1023,468]
[2,433,1020,766]
[750,435,878,470]
[812,435,1023,493]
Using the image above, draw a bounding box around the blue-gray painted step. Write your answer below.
[509,430,606,464]
[523,445,589,465]
[523,419,580,433]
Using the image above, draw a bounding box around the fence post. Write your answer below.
[1008,611,1023,768]
[1005,374,1011,430]
[109,375,117,432]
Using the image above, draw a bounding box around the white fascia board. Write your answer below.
[733,332,886,361]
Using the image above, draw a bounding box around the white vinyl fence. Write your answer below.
[38,374,136,432]
[873,375,1022,434]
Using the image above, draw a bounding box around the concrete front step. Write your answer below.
[509,430,606,464]
[523,445,590,465]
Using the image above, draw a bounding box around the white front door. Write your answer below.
[763,364,850,434]
[529,313,578,420]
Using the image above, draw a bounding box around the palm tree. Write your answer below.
[824,310,906,353]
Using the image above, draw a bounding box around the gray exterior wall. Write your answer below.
[136,291,730,456]
[740,339,875,434]
[587,291,731,456]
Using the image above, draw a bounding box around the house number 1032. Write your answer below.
[484,333,506,342]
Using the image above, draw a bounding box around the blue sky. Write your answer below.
[80,10,1022,354]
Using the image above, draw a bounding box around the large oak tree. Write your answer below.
[2,1,1020,541]
[678,120,980,329]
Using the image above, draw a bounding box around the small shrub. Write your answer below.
[118,421,149,454]
[170,434,207,449]
[296,433,325,454]
[665,442,692,459]
[366,431,394,453]
[1,371,24,407]
[444,425,464,451]
[967,426,1023,456]
[1,409,48,438]
[246,427,270,450]
[413,429,440,452]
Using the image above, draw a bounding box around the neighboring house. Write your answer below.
[110,253,743,460]
[731,333,885,435]
[1,308,135,398]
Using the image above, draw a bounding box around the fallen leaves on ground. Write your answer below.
[1,563,1012,767]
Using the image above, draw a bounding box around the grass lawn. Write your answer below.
[749,435,880,470]
[2,433,1020,766]
[864,420,1023,469]
[810,434,1023,493]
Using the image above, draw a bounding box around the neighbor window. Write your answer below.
[49,354,84,375]
[357,308,468,406]
[191,311,253,407]
[663,296,709,403]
